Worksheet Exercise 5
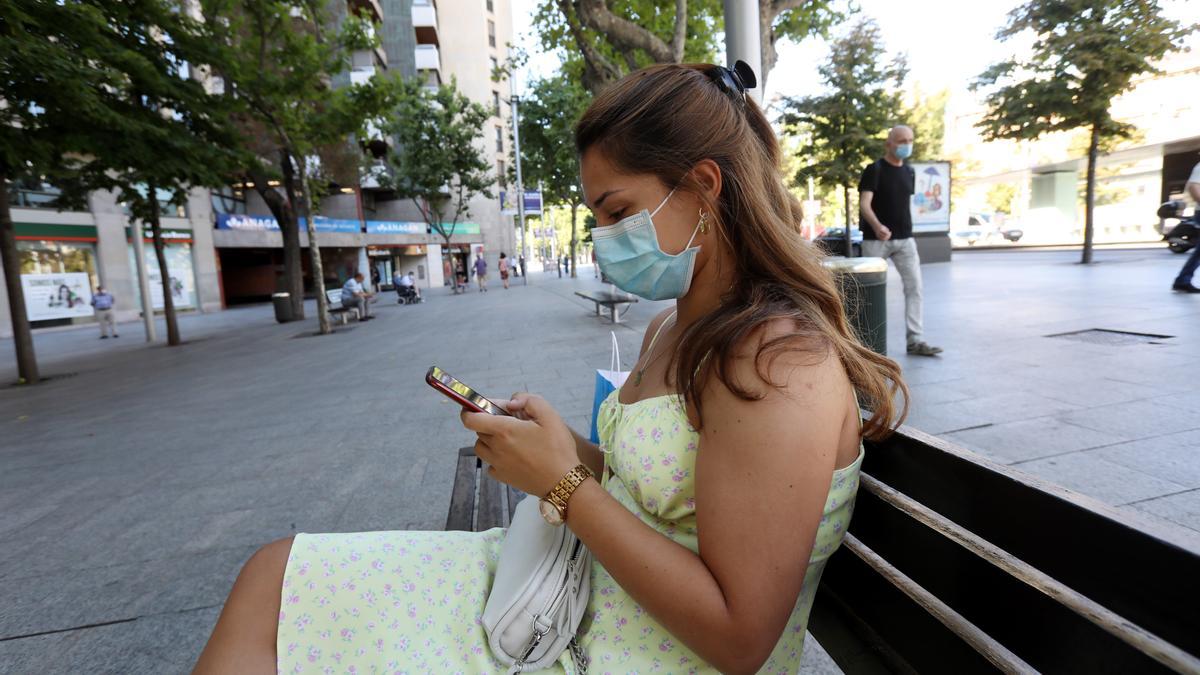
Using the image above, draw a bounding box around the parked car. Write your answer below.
[814,227,863,257]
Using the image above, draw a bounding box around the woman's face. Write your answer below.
[579,147,705,256]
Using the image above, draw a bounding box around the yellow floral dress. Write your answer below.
[276,391,863,674]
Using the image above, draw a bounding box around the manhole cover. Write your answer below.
[1046,329,1173,346]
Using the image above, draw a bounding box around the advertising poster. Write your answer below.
[128,243,197,310]
[21,273,94,321]
[910,161,951,233]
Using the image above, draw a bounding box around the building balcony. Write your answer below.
[348,0,383,23]
[350,67,375,86]
[412,0,439,46]
[361,161,392,190]
[415,44,440,73]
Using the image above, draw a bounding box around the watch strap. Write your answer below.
[545,464,594,516]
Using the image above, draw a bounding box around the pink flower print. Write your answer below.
[286,642,298,656]
[651,427,664,443]
[402,581,416,593]
[297,561,311,576]
[686,440,697,452]
[332,651,343,663]
[472,644,484,656]
[614,616,628,629]
[660,452,676,466]
[285,592,300,605]
[641,455,654,471]
[684,497,696,510]
[306,647,321,663]
[277,610,286,623]
[319,629,331,640]
[381,542,394,553]
[671,467,688,483]
[420,553,432,564]
[407,603,417,619]
[349,550,361,562]
[340,628,355,642]
[636,427,647,442]
[372,559,385,571]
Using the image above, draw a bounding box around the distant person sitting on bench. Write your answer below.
[341,273,375,320]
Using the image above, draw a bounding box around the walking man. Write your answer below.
[1172,158,1200,293]
[859,125,942,356]
[91,285,117,338]
[474,254,489,292]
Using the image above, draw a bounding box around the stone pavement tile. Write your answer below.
[1011,451,1190,506]
[1059,399,1200,438]
[1125,489,1200,532]
[1091,429,1200,489]
[801,633,843,674]
[943,416,1123,464]
[905,390,1080,436]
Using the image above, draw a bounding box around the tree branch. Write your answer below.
[577,0,674,64]
[670,0,687,62]
[559,0,621,91]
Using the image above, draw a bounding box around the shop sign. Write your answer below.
[124,226,193,242]
[216,213,361,233]
[365,220,425,235]
[22,273,94,321]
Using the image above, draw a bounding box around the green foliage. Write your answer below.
[906,86,948,161]
[514,76,592,208]
[985,183,1019,214]
[779,18,907,226]
[379,78,495,242]
[972,0,1192,145]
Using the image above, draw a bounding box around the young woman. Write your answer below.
[194,63,906,674]
[499,251,511,289]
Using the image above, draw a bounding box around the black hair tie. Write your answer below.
[707,60,758,104]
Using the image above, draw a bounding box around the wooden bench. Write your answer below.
[446,446,526,531]
[442,428,1200,672]
[807,424,1200,674]
[325,288,360,325]
[574,290,638,324]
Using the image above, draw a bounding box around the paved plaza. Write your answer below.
[1,247,1197,672]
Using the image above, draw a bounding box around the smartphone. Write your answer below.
[426,366,511,416]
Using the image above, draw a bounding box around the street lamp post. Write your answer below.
[723,0,763,105]
[510,84,529,285]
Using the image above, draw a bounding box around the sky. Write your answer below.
[508,0,1198,109]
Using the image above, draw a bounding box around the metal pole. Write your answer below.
[131,218,156,342]
[723,0,763,105]
[510,79,529,285]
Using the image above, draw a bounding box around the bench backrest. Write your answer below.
[809,424,1200,673]
[325,288,344,308]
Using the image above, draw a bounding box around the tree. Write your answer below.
[205,0,399,332]
[972,0,1192,264]
[906,86,948,162]
[514,75,592,277]
[0,0,239,381]
[780,18,907,256]
[379,78,495,253]
[986,183,1019,215]
[536,0,842,92]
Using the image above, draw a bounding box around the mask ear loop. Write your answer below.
[650,188,677,218]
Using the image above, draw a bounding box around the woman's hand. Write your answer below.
[459,393,581,497]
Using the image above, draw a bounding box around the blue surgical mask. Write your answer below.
[895,143,913,160]
[592,188,702,301]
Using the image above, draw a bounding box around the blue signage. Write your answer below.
[365,220,425,235]
[216,213,361,233]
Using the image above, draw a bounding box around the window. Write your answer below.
[495,125,503,153]
[486,0,494,11]
[488,20,496,48]
[497,160,507,187]
[121,183,187,218]
[490,56,499,76]
[211,185,248,216]
[493,91,501,116]
[8,175,65,210]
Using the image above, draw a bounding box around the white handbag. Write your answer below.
[482,494,593,673]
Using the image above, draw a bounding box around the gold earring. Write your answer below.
[699,209,710,234]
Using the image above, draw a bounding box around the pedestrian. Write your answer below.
[198,62,908,675]
[1171,159,1200,293]
[90,285,117,339]
[340,272,375,320]
[859,125,943,356]
[498,252,511,289]
[474,254,488,292]
[518,253,526,278]
[396,269,421,303]
[442,257,452,287]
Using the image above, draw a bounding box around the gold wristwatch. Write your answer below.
[539,464,594,526]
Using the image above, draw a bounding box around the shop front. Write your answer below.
[14,223,99,328]
[125,227,198,312]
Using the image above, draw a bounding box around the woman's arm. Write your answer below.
[563,325,850,674]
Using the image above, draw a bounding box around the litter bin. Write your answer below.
[822,257,888,355]
[271,292,294,323]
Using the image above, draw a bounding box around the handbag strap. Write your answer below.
[610,331,621,372]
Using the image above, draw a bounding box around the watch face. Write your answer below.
[539,499,565,526]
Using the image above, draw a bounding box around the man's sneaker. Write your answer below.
[907,341,943,356]
[1172,282,1200,293]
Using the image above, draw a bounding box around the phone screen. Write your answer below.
[427,366,510,416]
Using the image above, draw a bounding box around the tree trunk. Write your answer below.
[297,155,331,335]
[0,169,39,384]
[843,184,853,257]
[147,182,181,346]
[277,150,307,318]
[570,205,578,278]
[1082,123,1099,265]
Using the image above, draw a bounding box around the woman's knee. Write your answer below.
[238,536,294,589]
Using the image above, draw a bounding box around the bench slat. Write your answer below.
[476,463,508,531]
[445,453,479,531]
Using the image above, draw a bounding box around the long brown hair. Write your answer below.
[576,64,908,441]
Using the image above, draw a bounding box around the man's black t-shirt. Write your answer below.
[858,158,915,240]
